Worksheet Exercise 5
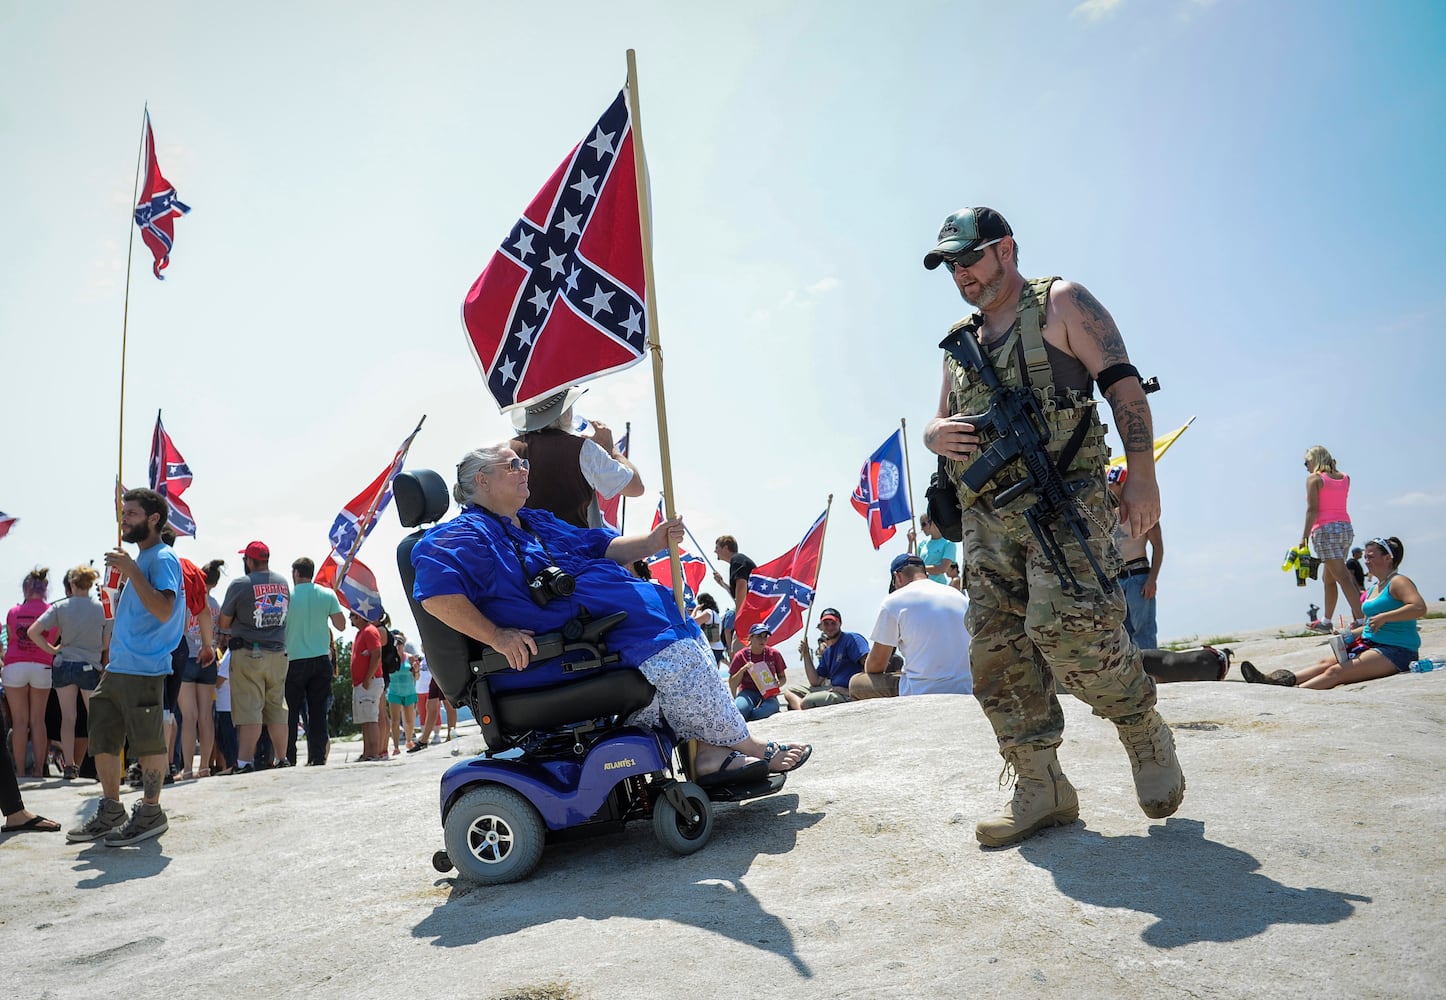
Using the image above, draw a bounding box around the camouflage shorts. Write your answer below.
[961,476,1155,751]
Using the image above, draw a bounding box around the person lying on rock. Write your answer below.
[410,442,812,786]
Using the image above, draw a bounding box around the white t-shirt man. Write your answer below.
[869,578,972,696]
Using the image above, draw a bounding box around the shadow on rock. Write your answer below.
[73,841,172,888]
[413,793,824,976]
[1016,817,1370,947]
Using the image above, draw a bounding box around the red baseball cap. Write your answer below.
[239,541,270,559]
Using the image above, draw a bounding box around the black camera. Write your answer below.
[528,566,576,606]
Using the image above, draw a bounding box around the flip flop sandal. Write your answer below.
[2,815,61,834]
[696,750,769,788]
[763,741,814,773]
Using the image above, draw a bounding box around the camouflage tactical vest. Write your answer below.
[942,276,1111,510]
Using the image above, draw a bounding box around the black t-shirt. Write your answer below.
[1345,557,1365,591]
[728,553,756,598]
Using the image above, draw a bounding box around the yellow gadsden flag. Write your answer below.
[1108,416,1196,471]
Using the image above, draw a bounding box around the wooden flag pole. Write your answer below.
[900,417,919,543]
[625,49,686,615]
[799,495,835,639]
[115,105,148,543]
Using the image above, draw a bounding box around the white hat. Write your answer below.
[510,386,588,432]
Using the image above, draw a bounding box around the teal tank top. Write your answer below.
[1362,577,1420,651]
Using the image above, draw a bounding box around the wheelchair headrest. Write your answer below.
[394,469,450,529]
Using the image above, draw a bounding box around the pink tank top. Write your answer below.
[1312,473,1350,530]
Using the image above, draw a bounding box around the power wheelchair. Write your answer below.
[393,469,786,885]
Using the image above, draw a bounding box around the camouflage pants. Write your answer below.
[961,477,1156,752]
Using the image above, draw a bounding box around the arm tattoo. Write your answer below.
[1112,398,1153,453]
[1069,285,1129,367]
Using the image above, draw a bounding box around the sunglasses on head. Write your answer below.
[943,238,1004,273]
[491,457,530,473]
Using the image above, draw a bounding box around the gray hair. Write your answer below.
[454,442,512,505]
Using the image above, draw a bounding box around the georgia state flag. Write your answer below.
[851,430,911,550]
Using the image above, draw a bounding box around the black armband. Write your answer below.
[1096,363,1141,394]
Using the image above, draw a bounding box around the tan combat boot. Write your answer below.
[1117,710,1186,819]
[975,744,1080,847]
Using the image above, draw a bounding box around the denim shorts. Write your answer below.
[53,660,102,691]
[179,656,219,685]
[1357,640,1417,673]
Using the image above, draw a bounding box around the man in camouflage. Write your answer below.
[921,207,1184,847]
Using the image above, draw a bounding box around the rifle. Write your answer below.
[943,330,1113,595]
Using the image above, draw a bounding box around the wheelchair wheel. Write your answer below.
[652,781,713,855]
[444,785,546,885]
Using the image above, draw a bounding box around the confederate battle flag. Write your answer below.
[133,110,191,280]
[733,509,830,644]
[149,411,196,537]
[461,90,649,418]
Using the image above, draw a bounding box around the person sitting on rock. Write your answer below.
[784,608,867,710]
[1242,536,1424,689]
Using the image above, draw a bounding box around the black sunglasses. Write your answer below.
[943,238,1004,273]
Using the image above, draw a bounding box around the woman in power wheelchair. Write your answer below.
[400,443,811,883]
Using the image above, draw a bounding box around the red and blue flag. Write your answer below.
[149,411,196,537]
[0,512,16,541]
[315,552,384,623]
[734,509,830,644]
[328,417,425,582]
[462,90,648,419]
[134,110,190,280]
[851,429,911,550]
[644,500,706,608]
[595,429,629,531]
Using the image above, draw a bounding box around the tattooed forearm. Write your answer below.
[1069,285,1129,366]
[1112,398,1154,453]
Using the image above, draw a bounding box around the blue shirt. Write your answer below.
[109,544,187,677]
[818,631,869,688]
[410,505,698,667]
[917,536,958,585]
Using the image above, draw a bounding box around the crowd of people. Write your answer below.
[0,488,464,842]
[4,209,1431,855]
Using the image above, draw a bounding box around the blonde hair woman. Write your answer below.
[1299,446,1365,631]
[27,565,111,779]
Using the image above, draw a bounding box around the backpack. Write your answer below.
[380,637,402,677]
[179,558,208,617]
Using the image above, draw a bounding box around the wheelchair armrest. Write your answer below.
[468,611,630,677]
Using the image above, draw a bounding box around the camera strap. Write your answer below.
[483,509,561,583]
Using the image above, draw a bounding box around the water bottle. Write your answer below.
[1409,658,1435,673]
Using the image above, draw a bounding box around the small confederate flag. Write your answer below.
[462,90,648,418]
[851,429,911,550]
[328,417,425,581]
[0,512,16,541]
[315,552,384,623]
[734,509,830,644]
[595,428,629,531]
[134,110,191,280]
[643,501,706,609]
[149,411,196,537]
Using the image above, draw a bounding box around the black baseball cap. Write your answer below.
[923,207,1013,270]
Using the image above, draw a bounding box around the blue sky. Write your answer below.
[2,1,1443,661]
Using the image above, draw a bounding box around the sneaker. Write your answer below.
[1328,633,1350,666]
[62,765,80,781]
[1306,620,1334,634]
[233,763,256,775]
[67,798,129,843]
[103,801,168,846]
[273,758,294,768]
[406,742,428,754]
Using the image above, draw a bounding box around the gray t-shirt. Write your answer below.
[220,570,291,651]
[35,595,112,668]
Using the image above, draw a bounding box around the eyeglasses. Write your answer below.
[943,238,1004,273]
[490,457,530,473]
